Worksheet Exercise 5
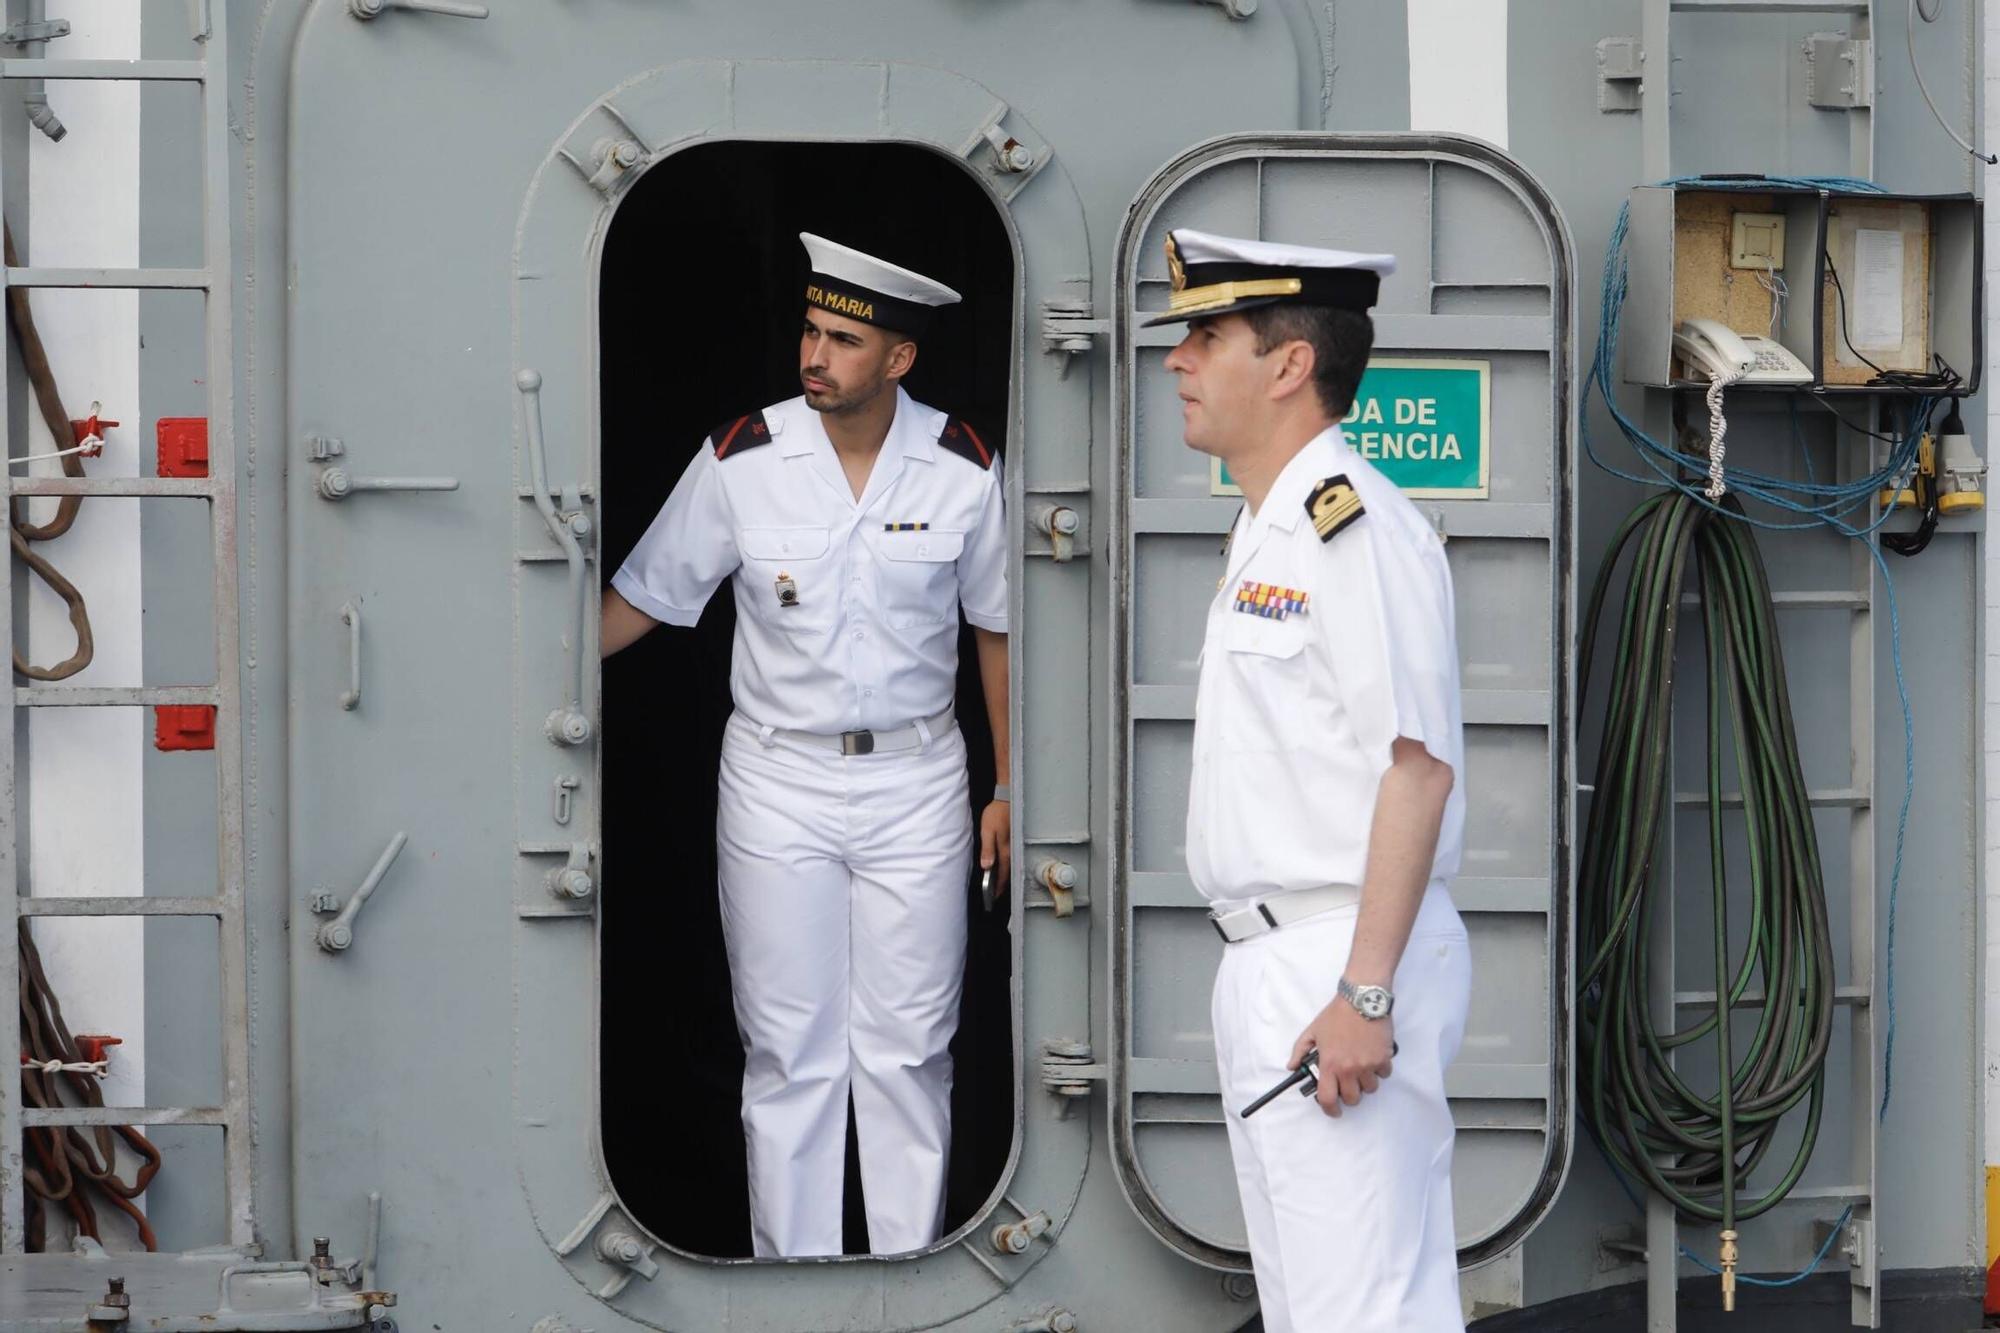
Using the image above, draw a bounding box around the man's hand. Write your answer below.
[1289,998,1394,1117]
[979,799,1012,896]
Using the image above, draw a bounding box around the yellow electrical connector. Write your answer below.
[1881,435,1934,511]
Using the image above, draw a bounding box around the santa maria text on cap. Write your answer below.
[602,232,1011,1259]
[1158,226,1472,1333]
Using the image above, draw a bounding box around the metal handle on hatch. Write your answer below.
[338,602,362,711]
[515,369,594,748]
[314,832,409,954]
[347,0,489,18]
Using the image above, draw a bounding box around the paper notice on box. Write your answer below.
[1851,227,1905,350]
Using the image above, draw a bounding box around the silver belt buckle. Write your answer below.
[840,730,875,756]
[1210,901,1279,943]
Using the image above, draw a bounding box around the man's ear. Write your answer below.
[885,338,919,383]
[1266,337,1317,404]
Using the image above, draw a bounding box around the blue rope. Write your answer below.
[1579,174,1914,1123]
[1587,1127,1860,1290]
[1679,1206,1857,1288]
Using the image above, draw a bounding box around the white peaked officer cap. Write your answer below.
[1144,226,1397,327]
[800,232,962,338]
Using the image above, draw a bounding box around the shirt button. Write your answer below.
[853,630,865,641]
[864,688,875,698]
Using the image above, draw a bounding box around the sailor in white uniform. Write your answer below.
[602,234,1011,1259]
[1154,228,1471,1331]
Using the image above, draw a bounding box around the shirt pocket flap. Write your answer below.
[878,529,965,563]
[740,527,830,562]
[1224,614,1309,659]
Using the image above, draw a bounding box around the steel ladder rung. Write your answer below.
[18,896,224,918]
[6,266,209,290]
[22,1106,227,1128]
[0,58,205,82]
[8,476,220,498]
[1673,984,1871,1009]
[1672,786,1869,808]
[15,686,218,708]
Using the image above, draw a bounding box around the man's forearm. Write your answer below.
[1342,738,1453,989]
[972,628,1010,787]
[601,586,660,658]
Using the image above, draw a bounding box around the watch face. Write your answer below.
[1356,987,1391,1019]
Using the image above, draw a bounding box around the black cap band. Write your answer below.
[1179,261,1381,314]
[805,273,933,337]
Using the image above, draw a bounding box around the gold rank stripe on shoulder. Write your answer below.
[1306,474,1364,542]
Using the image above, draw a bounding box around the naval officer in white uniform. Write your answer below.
[601,233,1011,1259]
[1153,228,1471,1331]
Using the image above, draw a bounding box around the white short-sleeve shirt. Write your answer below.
[611,388,1009,734]
[1185,426,1465,902]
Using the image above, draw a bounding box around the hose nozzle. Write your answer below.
[1718,1229,1739,1312]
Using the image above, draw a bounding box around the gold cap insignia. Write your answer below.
[1165,235,1186,294]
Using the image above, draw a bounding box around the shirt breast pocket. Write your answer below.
[878,529,964,629]
[1219,614,1312,749]
[738,526,833,630]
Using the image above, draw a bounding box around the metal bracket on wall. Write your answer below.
[552,1193,658,1301]
[1804,32,1873,110]
[516,370,596,749]
[1031,503,1084,564]
[956,104,1050,201]
[1040,298,1107,378]
[546,842,595,902]
[1596,37,1644,112]
[1039,1039,1107,1117]
[559,102,650,197]
[337,602,362,711]
[312,832,410,953]
[347,0,490,20]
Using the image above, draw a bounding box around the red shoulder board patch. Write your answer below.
[937,416,996,470]
[711,411,773,460]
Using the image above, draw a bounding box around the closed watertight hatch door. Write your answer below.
[1111,134,1577,1268]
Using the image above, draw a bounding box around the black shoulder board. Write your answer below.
[711,411,773,461]
[1306,474,1365,542]
[937,416,997,470]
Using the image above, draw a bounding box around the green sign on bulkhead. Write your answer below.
[1211,357,1491,500]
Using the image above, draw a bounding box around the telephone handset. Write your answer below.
[1673,317,1812,386]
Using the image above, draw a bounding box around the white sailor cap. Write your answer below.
[1144,227,1396,327]
[800,233,962,337]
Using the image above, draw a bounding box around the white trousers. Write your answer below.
[716,710,972,1258]
[1211,888,1472,1333]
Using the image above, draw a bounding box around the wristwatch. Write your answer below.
[1337,977,1394,1020]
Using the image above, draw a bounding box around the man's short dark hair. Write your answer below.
[1243,304,1374,419]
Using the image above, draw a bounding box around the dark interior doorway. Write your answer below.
[598,141,1016,1259]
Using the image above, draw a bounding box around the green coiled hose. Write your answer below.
[1576,490,1837,1236]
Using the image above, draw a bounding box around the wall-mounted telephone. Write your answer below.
[1673,317,1812,385]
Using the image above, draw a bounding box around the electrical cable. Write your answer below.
[17,922,162,1251]
[1577,490,1837,1238]
[1906,0,1995,164]
[1,220,95,680]
[1577,173,1940,1284]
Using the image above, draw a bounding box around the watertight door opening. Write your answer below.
[597,140,1018,1260]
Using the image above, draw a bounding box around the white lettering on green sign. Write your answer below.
[1210,357,1491,500]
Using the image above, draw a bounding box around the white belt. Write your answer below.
[1209,884,1361,943]
[759,706,957,757]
